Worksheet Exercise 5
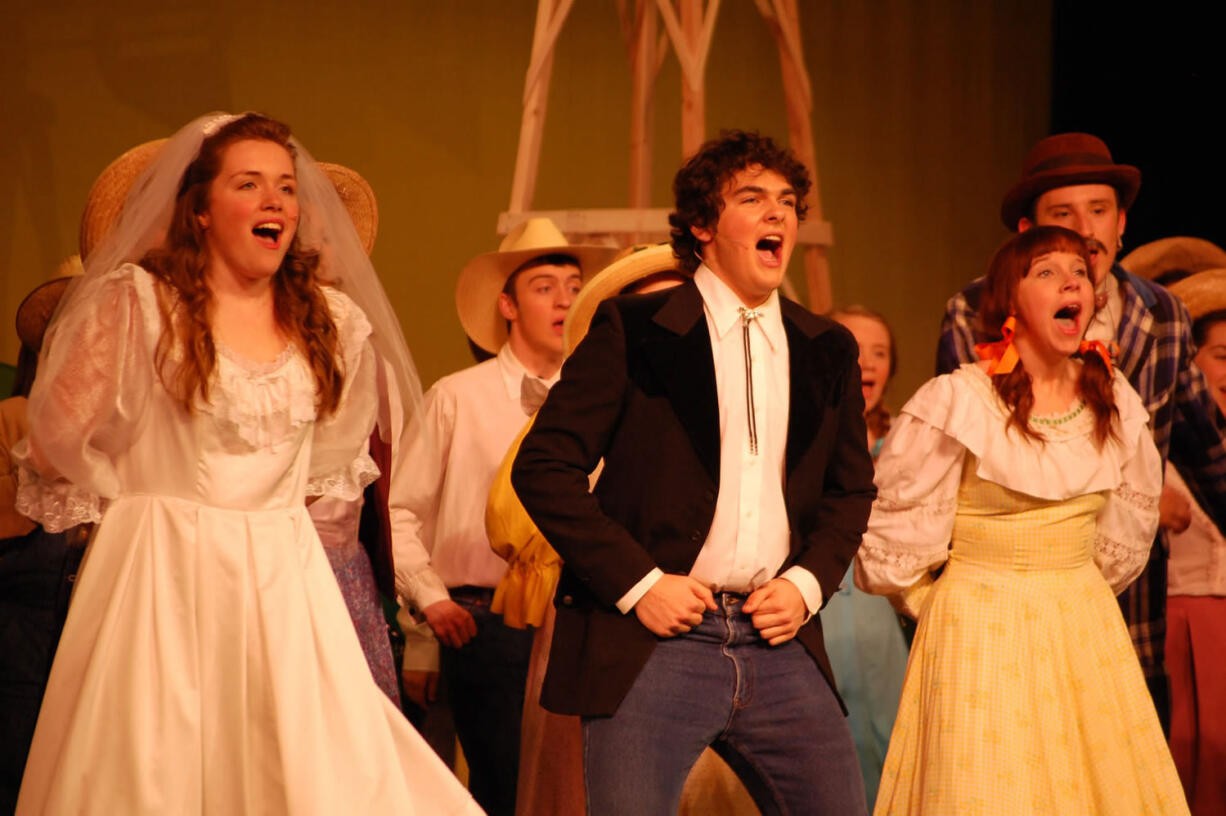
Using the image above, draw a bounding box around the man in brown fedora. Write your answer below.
[937,132,1226,729]
[389,218,614,815]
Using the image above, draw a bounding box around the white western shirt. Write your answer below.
[616,266,822,615]
[390,344,554,610]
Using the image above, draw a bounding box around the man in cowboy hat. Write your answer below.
[389,217,614,815]
[512,131,874,815]
[936,132,1226,729]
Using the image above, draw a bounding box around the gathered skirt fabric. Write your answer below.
[874,478,1187,815]
[16,495,481,815]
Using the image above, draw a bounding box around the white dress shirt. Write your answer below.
[617,266,822,615]
[1085,271,1124,344]
[390,345,553,610]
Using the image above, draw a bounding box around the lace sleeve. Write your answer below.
[14,266,157,532]
[854,411,965,613]
[1094,425,1162,594]
[307,288,380,500]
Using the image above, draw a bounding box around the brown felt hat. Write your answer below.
[1119,236,1226,281]
[78,140,379,260]
[16,256,85,352]
[455,218,618,354]
[1168,269,1226,321]
[1000,133,1141,230]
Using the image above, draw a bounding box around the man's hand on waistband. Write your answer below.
[423,598,478,648]
[744,578,806,646]
[634,575,717,637]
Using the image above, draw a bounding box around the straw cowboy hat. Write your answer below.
[562,243,682,355]
[1000,133,1141,230]
[1120,236,1226,282]
[78,140,380,259]
[456,217,617,354]
[1168,269,1226,321]
[16,255,85,353]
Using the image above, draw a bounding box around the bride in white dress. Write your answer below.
[14,112,482,815]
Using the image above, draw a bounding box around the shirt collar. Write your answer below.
[693,264,785,351]
[496,343,559,402]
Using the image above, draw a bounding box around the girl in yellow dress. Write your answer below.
[856,226,1188,814]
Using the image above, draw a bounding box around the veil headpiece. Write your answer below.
[48,111,421,434]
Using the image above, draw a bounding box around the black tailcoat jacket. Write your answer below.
[511,280,877,717]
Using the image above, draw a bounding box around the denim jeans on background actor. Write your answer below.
[583,592,867,816]
[440,589,534,816]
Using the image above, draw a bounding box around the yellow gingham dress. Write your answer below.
[857,365,1188,815]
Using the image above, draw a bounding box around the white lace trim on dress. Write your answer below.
[306,450,380,501]
[14,464,103,533]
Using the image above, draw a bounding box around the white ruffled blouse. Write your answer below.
[855,363,1162,608]
[14,263,380,533]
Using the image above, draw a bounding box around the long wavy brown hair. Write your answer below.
[979,226,1118,448]
[140,114,343,416]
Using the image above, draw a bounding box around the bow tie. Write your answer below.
[520,374,549,416]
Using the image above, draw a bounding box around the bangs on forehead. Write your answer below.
[1023,230,1091,270]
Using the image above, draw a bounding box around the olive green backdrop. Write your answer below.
[1,0,1050,406]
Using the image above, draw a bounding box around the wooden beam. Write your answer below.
[499,208,832,247]
[628,0,659,214]
[508,0,576,213]
[756,0,832,312]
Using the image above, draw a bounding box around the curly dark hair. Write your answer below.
[669,130,812,274]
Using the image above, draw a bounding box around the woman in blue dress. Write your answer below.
[818,305,909,811]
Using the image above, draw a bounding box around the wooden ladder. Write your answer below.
[499,0,834,312]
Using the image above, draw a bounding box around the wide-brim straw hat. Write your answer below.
[1119,236,1226,281]
[562,243,681,355]
[16,255,85,352]
[78,139,379,260]
[1168,269,1226,321]
[456,217,618,354]
[1000,133,1141,230]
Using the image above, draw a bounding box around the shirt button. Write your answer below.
[691,530,702,542]
[561,595,574,606]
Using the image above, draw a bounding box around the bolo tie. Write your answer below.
[738,306,762,455]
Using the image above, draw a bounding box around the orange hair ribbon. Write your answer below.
[974,316,1019,375]
[1078,339,1117,373]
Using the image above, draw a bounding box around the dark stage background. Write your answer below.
[1052,2,1226,252]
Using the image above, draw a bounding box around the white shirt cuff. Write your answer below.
[397,567,451,612]
[615,567,665,614]
[779,566,823,618]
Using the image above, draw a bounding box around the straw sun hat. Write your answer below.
[455,218,617,355]
[77,139,380,260]
[1168,269,1226,321]
[1120,236,1226,282]
[562,243,683,355]
[16,255,85,353]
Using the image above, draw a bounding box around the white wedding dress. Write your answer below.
[14,264,481,815]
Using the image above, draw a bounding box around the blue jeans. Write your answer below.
[440,590,534,816]
[583,593,866,816]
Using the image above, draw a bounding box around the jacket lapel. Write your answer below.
[645,282,721,483]
[783,303,823,477]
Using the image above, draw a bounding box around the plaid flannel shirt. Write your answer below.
[935,264,1226,689]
